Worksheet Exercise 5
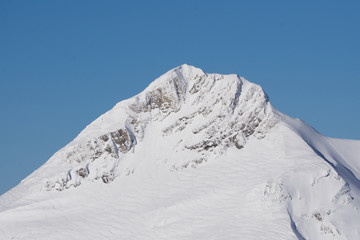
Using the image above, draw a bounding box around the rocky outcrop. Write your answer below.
[43,65,278,191]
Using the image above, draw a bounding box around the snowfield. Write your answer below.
[0,65,359,240]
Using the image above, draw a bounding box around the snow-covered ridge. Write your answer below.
[1,65,360,240]
[32,64,278,191]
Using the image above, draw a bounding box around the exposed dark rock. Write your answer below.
[99,134,109,142]
[77,168,88,178]
[101,173,113,184]
[110,129,130,152]
[146,88,173,110]
[313,212,323,222]
[104,145,112,154]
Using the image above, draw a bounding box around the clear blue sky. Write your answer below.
[0,0,359,195]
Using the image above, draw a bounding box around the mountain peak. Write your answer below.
[1,66,360,240]
[18,65,277,191]
[144,64,207,94]
[171,63,205,75]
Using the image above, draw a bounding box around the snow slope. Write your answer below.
[0,65,359,240]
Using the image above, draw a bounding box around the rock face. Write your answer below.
[42,64,278,191]
[1,65,360,240]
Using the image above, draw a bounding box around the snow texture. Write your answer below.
[0,64,359,240]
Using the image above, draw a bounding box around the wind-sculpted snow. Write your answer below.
[0,65,359,240]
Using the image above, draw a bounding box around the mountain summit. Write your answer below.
[1,65,360,240]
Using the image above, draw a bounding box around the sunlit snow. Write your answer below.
[0,65,359,240]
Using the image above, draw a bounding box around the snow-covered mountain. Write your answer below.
[1,64,359,240]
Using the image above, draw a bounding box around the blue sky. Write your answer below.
[0,0,359,195]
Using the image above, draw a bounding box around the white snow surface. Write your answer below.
[0,64,359,240]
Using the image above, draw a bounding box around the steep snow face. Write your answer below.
[23,64,278,192]
[1,65,360,240]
